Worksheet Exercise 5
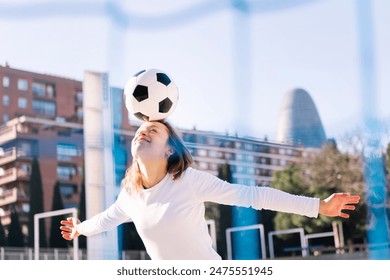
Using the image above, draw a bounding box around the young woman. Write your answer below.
[60,120,360,260]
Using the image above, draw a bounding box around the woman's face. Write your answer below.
[131,121,172,162]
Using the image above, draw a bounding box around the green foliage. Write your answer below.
[7,206,25,247]
[272,165,331,237]
[49,182,68,248]
[204,163,232,259]
[271,143,367,242]
[27,157,47,247]
[0,217,7,246]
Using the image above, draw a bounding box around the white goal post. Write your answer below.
[34,208,78,260]
[268,227,307,258]
[225,224,266,260]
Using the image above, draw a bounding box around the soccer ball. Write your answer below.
[124,69,179,121]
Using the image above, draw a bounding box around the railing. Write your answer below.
[0,247,150,260]
[0,147,18,166]
[0,166,30,185]
[0,187,17,207]
[277,243,390,260]
[0,244,378,260]
[0,125,17,145]
[0,167,17,185]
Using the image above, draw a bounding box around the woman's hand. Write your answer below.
[319,193,360,218]
[60,217,81,240]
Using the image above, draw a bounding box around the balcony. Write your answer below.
[0,148,18,166]
[0,125,17,145]
[0,167,17,185]
[0,187,17,207]
[0,209,11,226]
[0,167,29,185]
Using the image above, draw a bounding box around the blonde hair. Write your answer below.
[122,121,193,193]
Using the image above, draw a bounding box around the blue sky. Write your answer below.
[1,0,389,144]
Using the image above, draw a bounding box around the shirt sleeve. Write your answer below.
[188,168,320,218]
[76,189,132,236]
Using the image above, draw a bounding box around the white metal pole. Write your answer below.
[34,208,78,260]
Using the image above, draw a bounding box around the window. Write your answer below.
[46,84,55,97]
[57,143,79,160]
[246,154,255,162]
[245,143,253,150]
[20,142,33,157]
[76,107,83,120]
[197,149,207,157]
[22,203,30,213]
[2,95,9,106]
[17,79,28,91]
[32,81,56,98]
[18,97,28,109]
[209,150,217,157]
[32,100,56,116]
[76,91,83,103]
[2,76,10,87]
[20,163,31,175]
[237,166,245,173]
[3,114,9,122]
[208,138,216,145]
[32,82,46,96]
[57,165,77,180]
[224,152,233,160]
[182,133,196,143]
[197,136,207,144]
[59,183,77,200]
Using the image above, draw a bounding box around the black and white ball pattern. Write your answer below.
[124,69,179,121]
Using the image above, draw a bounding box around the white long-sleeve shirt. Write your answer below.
[76,167,320,260]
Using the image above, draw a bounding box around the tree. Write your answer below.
[27,157,47,247]
[204,163,232,259]
[0,217,6,246]
[49,182,68,248]
[271,165,321,235]
[7,206,25,247]
[271,142,367,245]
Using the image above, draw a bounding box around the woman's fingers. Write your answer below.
[60,225,72,232]
[60,220,72,226]
[343,205,356,211]
[339,212,350,219]
[60,217,78,240]
[347,195,360,204]
[61,232,73,240]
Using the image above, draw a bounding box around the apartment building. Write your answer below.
[0,65,133,238]
[0,64,303,244]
